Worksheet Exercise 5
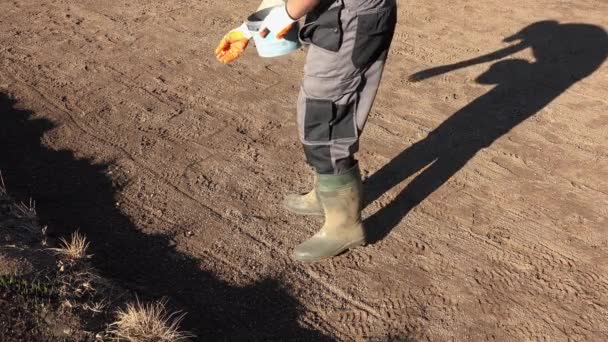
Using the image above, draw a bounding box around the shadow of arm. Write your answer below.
[408,42,527,82]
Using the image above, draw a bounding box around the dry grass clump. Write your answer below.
[108,298,194,341]
[1,172,45,240]
[11,199,40,234]
[1,174,194,340]
[50,230,91,260]
[12,199,37,221]
[0,171,6,195]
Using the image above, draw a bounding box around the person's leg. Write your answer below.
[289,0,397,261]
[282,57,387,216]
[292,59,387,262]
[296,0,397,174]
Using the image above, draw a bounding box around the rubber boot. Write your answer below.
[283,173,323,216]
[293,165,365,262]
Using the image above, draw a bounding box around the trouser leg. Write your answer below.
[297,0,396,175]
[355,59,387,131]
[297,57,388,175]
[291,1,397,261]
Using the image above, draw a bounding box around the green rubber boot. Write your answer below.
[283,173,323,216]
[293,165,365,262]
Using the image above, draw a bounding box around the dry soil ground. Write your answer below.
[1,0,607,340]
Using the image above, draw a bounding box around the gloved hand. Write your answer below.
[259,4,296,39]
[215,23,253,64]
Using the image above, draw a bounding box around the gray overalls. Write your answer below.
[297,0,397,174]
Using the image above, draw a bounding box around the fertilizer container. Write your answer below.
[247,5,301,58]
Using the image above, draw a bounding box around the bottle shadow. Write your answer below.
[0,94,333,340]
[363,20,608,243]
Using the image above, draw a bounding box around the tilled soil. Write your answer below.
[1,0,607,340]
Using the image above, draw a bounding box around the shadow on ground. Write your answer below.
[363,20,608,243]
[0,94,333,340]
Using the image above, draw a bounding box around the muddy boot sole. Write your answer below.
[292,238,365,262]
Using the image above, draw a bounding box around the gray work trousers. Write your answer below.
[297,0,397,174]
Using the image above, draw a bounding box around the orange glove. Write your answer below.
[215,23,253,64]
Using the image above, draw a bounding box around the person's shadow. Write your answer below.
[363,20,608,243]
